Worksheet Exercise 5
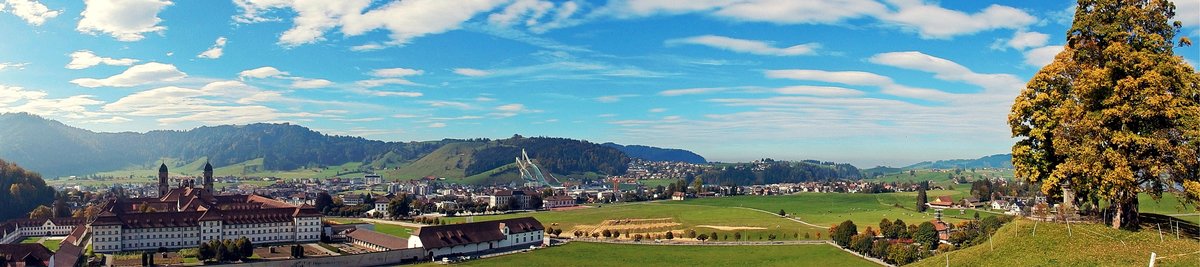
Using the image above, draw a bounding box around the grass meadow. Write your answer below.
[432,242,879,267]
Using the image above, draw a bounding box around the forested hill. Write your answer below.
[903,154,1013,170]
[601,143,706,164]
[466,136,631,177]
[697,159,861,185]
[0,113,446,178]
[0,158,55,221]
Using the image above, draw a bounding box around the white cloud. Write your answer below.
[867,51,1024,93]
[66,50,139,69]
[76,0,173,41]
[197,36,227,59]
[666,35,819,56]
[350,43,385,51]
[879,3,1036,39]
[453,68,491,77]
[238,66,289,79]
[370,67,423,77]
[766,69,891,87]
[428,122,447,128]
[496,103,525,112]
[1022,45,1064,67]
[423,100,473,109]
[0,62,29,71]
[1006,30,1049,50]
[101,81,332,125]
[595,94,637,103]
[649,108,667,113]
[0,84,105,119]
[1173,0,1199,28]
[234,0,508,47]
[3,0,61,26]
[291,78,333,89]
[70,62,186,88]
[369,91,423,97]
[356,78,420,87]
[775,85,864,97]
[659,87,736,96]
[604,0,1033,39]
[487,0,582,33]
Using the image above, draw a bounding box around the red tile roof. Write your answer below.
[413,217,543,249]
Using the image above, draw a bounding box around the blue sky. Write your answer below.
[0,0,1197,167]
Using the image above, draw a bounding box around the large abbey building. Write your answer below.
[88,162,323,253]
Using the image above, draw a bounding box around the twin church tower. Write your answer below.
[157,161,215,196]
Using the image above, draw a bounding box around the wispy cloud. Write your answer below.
[666,35,819,56]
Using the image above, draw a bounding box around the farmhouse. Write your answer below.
[990,200,1009,210]
[544,195,577,209]
[960,197,984,209]
[928,196,955,209]
[489,190,534,210]
[408,217,544,260]
[89,163,323,253]
[671,192,686,201]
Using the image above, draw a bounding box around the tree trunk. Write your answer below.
[1111,196,1139,229]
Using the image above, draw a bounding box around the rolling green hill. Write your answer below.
[910,219,1200,267]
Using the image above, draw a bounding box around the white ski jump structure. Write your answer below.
[516,149,559,187]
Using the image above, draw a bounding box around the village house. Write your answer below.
[928,196,955,209]
[543,195,577,209]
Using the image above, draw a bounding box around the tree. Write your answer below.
[850,233,872,253]
[1009,0,1200,229]
[832,220,857,247]
[529,195,543,210]
[973,211,981,220]
[315,192,334,213]
[879,219,893,238]
[28,205,51,219]
[665,231,674,240]
[387,194,411,220]
[733,232,741,240]
[198,242,214,262]
[691,178,703,194]
[237,237,254,260]
[697,234,709,241]
[52,197,71,218]
[602,229,612,238]
[914,222,938,251]
[778,209,786,217]
[916,181,928,212]
[890,219,908,239]
[553,228,563,237]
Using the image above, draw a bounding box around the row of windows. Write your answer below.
[123,232,198,239]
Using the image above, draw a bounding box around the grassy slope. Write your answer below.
[910,219,1200,267]
[443,201,825,240]
[383,142,485,180]
[436,242,878,267]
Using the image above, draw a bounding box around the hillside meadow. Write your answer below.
[910,219,1200,267]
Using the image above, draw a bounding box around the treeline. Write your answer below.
[0,158,56,221]
[465,136,630,176]
[696,160,861,186]
[831,215,1014,265]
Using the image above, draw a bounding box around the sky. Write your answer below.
[0,0,1197,168]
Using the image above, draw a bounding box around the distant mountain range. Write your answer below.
[601,143,707,164]
[0,113,642,182]
[902,154,1013,170]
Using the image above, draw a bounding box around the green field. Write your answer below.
[682,193,989,228]
[445,201,826,241]
[19,237,39,243]
[910,219,1200,267]
[432,242,878,267]
[43,239,61,251]
[374,224,414,238]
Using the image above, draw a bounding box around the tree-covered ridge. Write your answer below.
[465,136,631,177]
[0,158,55,221]
[697,159,861,186]
[601,143,707,164]
[0,113,447,178]
[902,154,1013,170]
